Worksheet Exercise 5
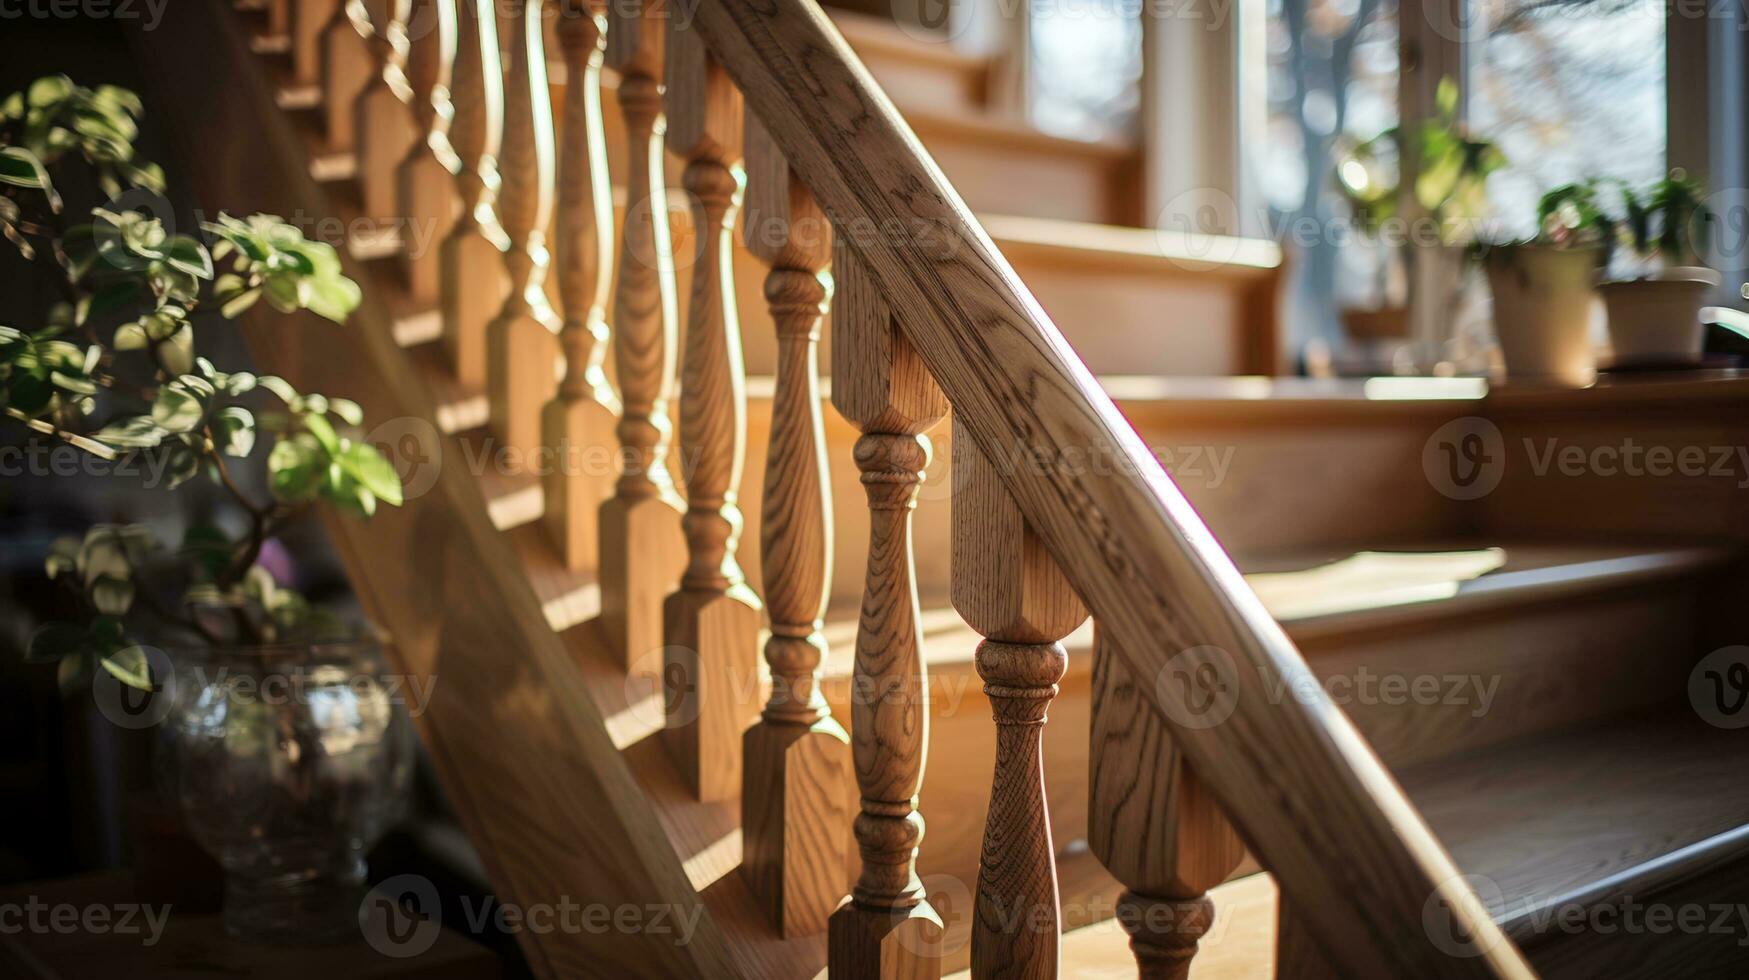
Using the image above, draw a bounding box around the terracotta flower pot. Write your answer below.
[1484,245,1601,385]
[1599,266,1721,359]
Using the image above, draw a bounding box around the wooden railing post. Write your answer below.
[319,0,375,152]
[540,0,620,571]
[292,0,339,86]
[739,110,851,937]
[485,0,563,465]
[828,242,947,979]
[952,423,1088,979]
[439,0,509,386]
[598,0,685,675]
[1088,626,1245,979]
[354,0,418,221]
[660,17,760,803]
[396,0,459,305]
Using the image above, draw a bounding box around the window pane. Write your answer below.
[1469,0,1666,238]
[1029,0,1142,141]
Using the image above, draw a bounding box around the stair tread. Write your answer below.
[1403,708,1749,945]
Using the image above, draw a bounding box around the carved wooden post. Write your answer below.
[598,0,685,675]
[292,0,338,86]
[354,0,418,222]
[484,0,562,467]
[439,0,509,386]
[1089,625,1246,979]
[739,110,851,937]
[539,0,619,571]
[661,18,760,804]
[828,242,948,978]
[395,0,459,305]
[319,0,374,152]
[952,424,1087,979]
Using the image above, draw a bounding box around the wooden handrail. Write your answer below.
[680,1,1534,974]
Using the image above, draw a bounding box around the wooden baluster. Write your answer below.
[827,242,948,979]
[739,111,851,937]
[439,0,509,386]
[952,426,1087,978]
[355,1,418,221]
[396,0,459,305]
[1088,626,1246,979]
[539,0,619,571]
[598,0,685,675]
[319,0,374,152]
[292,0,340,87]
[484,0,562,466]
[660,18,759,804]
[266,0,291,39]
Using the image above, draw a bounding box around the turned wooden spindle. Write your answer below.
[484,0,563,466]
[1088,626,1246,980]
[395,0,459,304]
[439,0,509,386]
[952,423,1088,979]
[739,110,851,937]
[355,0,419,221]
[827,242,948,978]
[319,0,375,152]
[660,18,760,804]
[598,0,685,675]
[539,0,620,571]
[292,0,339,86]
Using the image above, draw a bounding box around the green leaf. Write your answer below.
[181,524,234,582]
[162,235,213,279]
[92,415,164,448]
[1434,76,1459,119]
[151,384,204,433]
[329,397,363,426]
[26,622,86,663]
[100,646,154,691]
[27,75,75,108]
[0,147,50,191]
[212,405,256,457]
[57,651,92,697]
[303,412,340,454]
[44,536,80,579]
[258,375,298,405]
[160,324,194,376]
[113,322,148,350]
[342,441,402,506]
[89,574,134,616]
[163,442,200,488]
[268,436,322,501]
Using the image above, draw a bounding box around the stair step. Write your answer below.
[1405,709,1749,977]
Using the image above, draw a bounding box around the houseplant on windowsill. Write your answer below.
[2,75,412,944]
[1478,179,1611,385]
[1599,171,1718,362]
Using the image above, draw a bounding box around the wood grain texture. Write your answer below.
[1089,626,1244,980]
[738,108,849,936]
[828,243,946,980]
[599,0,686,674]
[950,426,1086,980]
[439,0,509,387]
[540,0,619,572]
[682,2,1533,974]
[395,0,459,304]
[485,0,563,467]
[293,0,340,84]
[660,17,761,803]
[354,0,419,220]
[319,0,374,152]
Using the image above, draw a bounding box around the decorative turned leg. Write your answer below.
[1120,891,1214,980]
[396,0,460,306]
[439,0,508,386]
[354,0,419,222]
[293,0,339,86]
[319,0,374,153]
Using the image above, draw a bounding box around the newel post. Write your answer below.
[951,422,1087,979]
[660,16,761,803]
[396,0,460,306]
[353,0,418,221]
[485,0,563,466]
[439,0,509,386]
[540,0,620,572]
[827,242,948,979]
[1089,626,1245,979]
[738,109,852,937]
[598,0,685,674]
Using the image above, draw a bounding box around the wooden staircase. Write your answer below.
[131,0,1749,976]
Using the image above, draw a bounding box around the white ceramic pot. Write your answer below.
[1484,245,1602,385]
[1599,266,1721,359]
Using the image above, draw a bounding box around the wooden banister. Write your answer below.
[485,0,562,465]
[439,0,508,387]
[354,0,417,220]
[676,2,1536,975]
[952,422,1088,979]
[739,109,851,937]
[396,0,458,305]
[660,18,760,803]
[828,241,947,979]
[540,0,619,572]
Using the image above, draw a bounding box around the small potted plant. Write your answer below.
[1598,170,1718,361]
[1478,179,1611,384]
[3,76,411,944]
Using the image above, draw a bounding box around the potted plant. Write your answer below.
[2,76,411,944]
[1598,171,1718,361]
[1478,179,1611,384]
